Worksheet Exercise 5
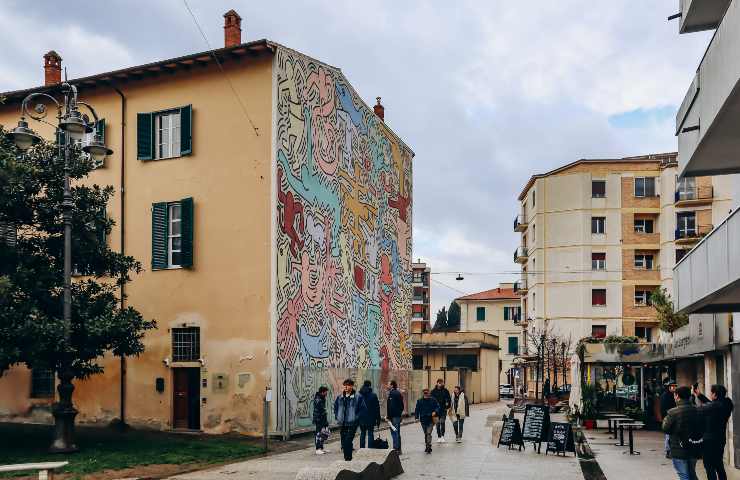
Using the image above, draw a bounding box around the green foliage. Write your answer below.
[651,287,689,333]
[0,126,155,379]
[580,383,598,420]
[603,335,639,344]
[447,300,461,330]
[433,306,448,331]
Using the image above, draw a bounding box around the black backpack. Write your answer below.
[679,414,704,459]
[371,437,389,449]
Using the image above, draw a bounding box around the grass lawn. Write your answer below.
[0,423,264,479]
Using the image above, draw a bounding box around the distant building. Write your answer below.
[411,261,431,333]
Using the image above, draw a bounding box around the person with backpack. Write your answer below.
[313,386,330,455]
[450,386,469,442]
[694,384,734,480]
[386,380,405,453]
[415,388,441,454]
[661,380,678,458]
[663,385,703,480]
[430,378,451,443]
[358,380,381,449]
[334,378,363,461]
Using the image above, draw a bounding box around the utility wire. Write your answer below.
[182,0,260,137]
[430,277,469,296]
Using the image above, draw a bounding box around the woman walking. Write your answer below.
[450,386,469,442]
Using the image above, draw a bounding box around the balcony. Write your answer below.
[514,214,528,232]
[514,276,529,294]
[675,224,713,245]
[674,185,714,207]
[412,295,428,305]
[514,246,528,264]
[678,0,729,33]
[675,207,740,314]
[677,1,740,177]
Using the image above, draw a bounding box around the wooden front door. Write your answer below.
[173,368,200,429]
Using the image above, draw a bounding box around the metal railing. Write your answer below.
[675,224,713,241]
[514,246,529,262]
[514,214,528,231]
[675,185,714,203]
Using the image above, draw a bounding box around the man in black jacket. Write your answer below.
[430,379,451,443]
[415,388,441,454]
[663,386,703,480]
[386,380,404,453]
[358,381,381,448]
[661,380,677,458]
[312,386,329,455]
[695,384,734,480]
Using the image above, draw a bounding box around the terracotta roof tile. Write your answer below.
[456,287,520,301]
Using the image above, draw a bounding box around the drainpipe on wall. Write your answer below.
[113,85,127,429]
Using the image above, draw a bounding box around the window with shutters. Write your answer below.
[503,306,521,322]
[152,198,194,270]
[592,252,606,270]
[634,218,654,233]
[137,105,192,160]
[172,327,200,362]
[635,326,652,341]
[634,177,656,197]
[508,337,519,355]
[592,289,607,306]
[591,325,607,338]
[30,369,55,398]
[476,307,486,321]
[591,217,606,234]
[592,180,606,198]
[634,254,654,270]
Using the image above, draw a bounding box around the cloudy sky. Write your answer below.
[0,1,712,319]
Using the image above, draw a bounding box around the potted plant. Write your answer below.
[581,384,598,429]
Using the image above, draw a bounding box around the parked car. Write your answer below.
[499,384,514,398]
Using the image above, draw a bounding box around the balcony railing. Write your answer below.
[514,276,529,293]
[675,186,714,206]
[675,224,713,243]
[514,246,529,263]
[514,214,528,232]
[413,295,429,303]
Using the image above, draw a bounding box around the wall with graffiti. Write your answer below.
[273,46,414,429]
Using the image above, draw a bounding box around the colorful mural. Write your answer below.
[273,47,414,429]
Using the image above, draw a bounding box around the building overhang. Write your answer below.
[411,332,499,350]
[679,0,730,34]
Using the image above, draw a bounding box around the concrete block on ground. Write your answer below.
[491,420,504,445]
[294,449,402,480]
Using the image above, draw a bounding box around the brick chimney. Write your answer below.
[374,97,385,122]
[43,50,62,86]
[224,10,242,47]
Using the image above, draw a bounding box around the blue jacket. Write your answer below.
[415,397,441,424]
[334,390,363,426]
[358,385,381,427]
[387,387,404,418]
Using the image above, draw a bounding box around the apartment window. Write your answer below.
[635,288,654,306]
[592,252,606,271]
[634,177,656,197]
[634,254,654,270]
[677,177,696,199]
[591,217,606,234]
[30,368,55,398]
[592,180,606,198]
[172,327,200,362]
[591,325,607,338]
[137,105,192,160]
[532,224,536,242]
[152,198,194,270]
[532,293,536,312]
[508,337,519,355]
[677,212,696,237]
[634,218,654,233]
[476,307,486,321]
[635,326,653,342]
[676,249,689,263]
[412,355,424,370]
[412,312,423,318]
[504,306,521,321]
[592,289,607,306]
[532,190,536,207]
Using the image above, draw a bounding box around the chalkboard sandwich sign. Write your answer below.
[497,416,525,451]
[546,422,575,456]
[522,404,550,454]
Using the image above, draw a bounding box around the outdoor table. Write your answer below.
[619,422,645,455]
[608,416,630,438]
[603,414,628,434]
[613,418,633,443]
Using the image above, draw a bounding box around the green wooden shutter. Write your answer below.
[504,307,509,321]
[152,202,168,270]
[56,129,67,147]
[137,112,153,160]
[180,105,192,156]
[95,118,105,141]
[180,197,194,268]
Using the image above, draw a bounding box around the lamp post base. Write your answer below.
[49,403,79,453]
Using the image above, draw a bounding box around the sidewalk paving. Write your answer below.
[170,402,584,480]
[585,424,740,480]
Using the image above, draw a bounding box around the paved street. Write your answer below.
[171,402,583,480]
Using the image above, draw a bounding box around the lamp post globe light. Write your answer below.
[7,82,112,453]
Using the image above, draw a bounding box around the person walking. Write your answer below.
[694,384,734,480]
[415,388,441,454]
[358,380,381,449]
[430,378,451,443]
[334,378,363,461]
[313,386,330,455]
[386,380,404,453]
[661,380,678,458]
[663,386,703,480]
[450,386,469,442]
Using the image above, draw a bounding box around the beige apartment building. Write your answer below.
[0,10,415,435]
[514,153,735,343]
[456,285,522,386]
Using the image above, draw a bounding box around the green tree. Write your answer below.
[0,126,155,410]
[433,306,448,331]
[651,287,689,333]
[447,301,461,331]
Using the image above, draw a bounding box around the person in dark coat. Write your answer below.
[661,380,678,457]
[386,380,404,453]
[430,379,451,442]
[358,380,381,448]
[415,388,441,454]
[334,379,363,461]
[663,386,703,480]
[313,386,329,454]
[694,384,734,480]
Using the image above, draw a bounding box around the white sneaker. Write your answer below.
[440,436,446,443]
[315,450,326,455]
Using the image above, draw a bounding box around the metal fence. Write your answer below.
[276,366,425,437]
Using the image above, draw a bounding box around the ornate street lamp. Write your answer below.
[7,82,112,453]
